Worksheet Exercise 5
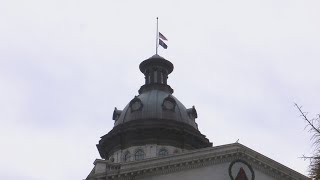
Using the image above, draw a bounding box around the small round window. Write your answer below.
[130,97,143,112]
[163,100,174,110]
[131,101,142,111]
[162,95,176,111]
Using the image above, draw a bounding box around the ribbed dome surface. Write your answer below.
[114,89,198,129]
[97,54,212,159]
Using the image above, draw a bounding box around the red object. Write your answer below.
[235,167,249,180]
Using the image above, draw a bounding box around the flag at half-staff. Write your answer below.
[159,32,168,41]
[159,39,168,49]
[155,17,168,54]
[159,32,168,49]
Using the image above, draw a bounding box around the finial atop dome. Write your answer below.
[149,54,165,59]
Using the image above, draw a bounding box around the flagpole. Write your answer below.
[156,17,159,55]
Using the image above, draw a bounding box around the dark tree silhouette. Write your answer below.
[295,103,320,179]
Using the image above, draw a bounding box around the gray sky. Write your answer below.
[0,0,319,179]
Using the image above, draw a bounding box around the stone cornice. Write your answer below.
[86,143,308,180]
[97,119,212,159]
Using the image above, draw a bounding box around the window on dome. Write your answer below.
[124,151,131,162]
[134,149,145,160]
[162,95,176,111]
[130,97,143,112]
[158,149,168,156]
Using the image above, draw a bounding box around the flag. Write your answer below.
[159,39,168,49]
[159,32,168,41]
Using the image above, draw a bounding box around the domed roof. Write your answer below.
[97,54,212,159]
[113,89,198,129]
[112,54,198,129]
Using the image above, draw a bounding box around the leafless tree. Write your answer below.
[295,103,320,179]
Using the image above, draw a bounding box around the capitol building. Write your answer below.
[86,54,308,180]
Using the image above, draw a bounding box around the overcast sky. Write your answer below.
[1,0,319,179]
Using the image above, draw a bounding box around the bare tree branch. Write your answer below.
[295,103,320,179]
[295,103,320,135]
[301,155,320,160]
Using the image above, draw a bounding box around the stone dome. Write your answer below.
[113,89,198,129]
[112,54,198,129]
[97,54,212,159]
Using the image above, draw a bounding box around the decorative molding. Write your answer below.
[129,97,143,112]
[88,143,308,180]
[162,95,176,111]
[97,119,212,159]
[229,159,255,180]
[186,106,197,119]
[113,107,122,121]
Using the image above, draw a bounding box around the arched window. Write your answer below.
[134,149,145,160]
[158,149,168,156]
[124,151,131,162]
